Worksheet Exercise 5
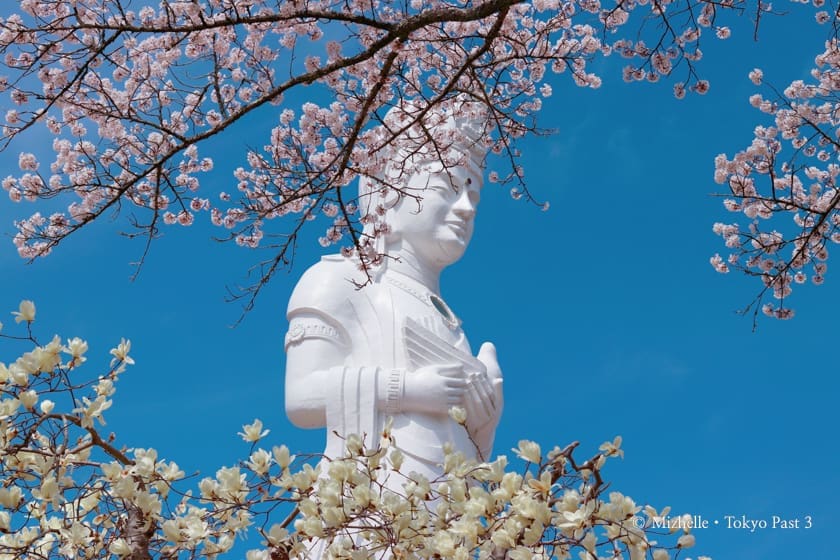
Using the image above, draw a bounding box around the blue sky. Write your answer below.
[1,3,837,558]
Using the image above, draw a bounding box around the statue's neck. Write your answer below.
[384,241,442,294]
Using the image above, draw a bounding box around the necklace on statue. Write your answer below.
[385,273,461,330]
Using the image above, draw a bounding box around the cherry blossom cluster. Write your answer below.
[713,39,840,319]
[0,300,710,559]
[0,0,741,284]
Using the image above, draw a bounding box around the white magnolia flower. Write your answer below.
[677,534,696,548]
[108,538,132,556]
[582,530,597,552]
[216,466,247,497]
[134,491,161,516]
[556,501,597,530]
[78,490,100,514]
[432,529,455,557]
[109,338,134,366]
[8,362,29,386]
[64,337,88,366]
[515,440,542,464]
[0,487,23,508]
[389,447,404,471]
[162,519,182,543]
[39,399,55,414]
[0,397,21,419]
[273,444,292,469]
[345,433,363,454]
[20,389,38,410]
[247,449,272,475]
[653,549,670,560]
[101,462,124,482]
[35,476,59,502]
[130,448,158,478]
[265,523,289,546]
[599,435,624,459]
[157,461,185,482]
[448,405,467,424]
[12,300,35,323]
[74,395,112,428]
[239,419,269,442]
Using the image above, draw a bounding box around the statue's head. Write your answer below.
[358,99,488,268]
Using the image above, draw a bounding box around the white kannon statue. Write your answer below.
[283,109,503,486]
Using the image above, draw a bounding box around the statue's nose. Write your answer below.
[452,192,476,220]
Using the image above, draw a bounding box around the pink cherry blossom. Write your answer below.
[0,0,794,308]
[713,40,840,319]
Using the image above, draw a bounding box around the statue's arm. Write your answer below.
[284,311,349,429]
[283,307,463,427]
[285,319,471,427]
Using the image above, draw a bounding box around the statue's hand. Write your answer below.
[464,342,504,434]
[478,342,503,388]
[402,364,468,415]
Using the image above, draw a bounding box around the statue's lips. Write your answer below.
[445,221,469,236]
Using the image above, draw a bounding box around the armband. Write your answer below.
[284,318,345,350]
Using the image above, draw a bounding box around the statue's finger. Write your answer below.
[465,385,487,424]
[438,363,464,377]
[464,380,491,421]
[492,379,503,401]
[447,392,464,405]
[477,342,497,365]
[476,382,495,417]
[444,378,468,389]
[470,372,496,412]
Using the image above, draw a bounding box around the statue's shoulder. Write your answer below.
[287,254,368,318]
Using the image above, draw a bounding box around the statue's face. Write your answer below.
[389,164,482,267]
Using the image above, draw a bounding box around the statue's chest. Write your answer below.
[378,282,469,361]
